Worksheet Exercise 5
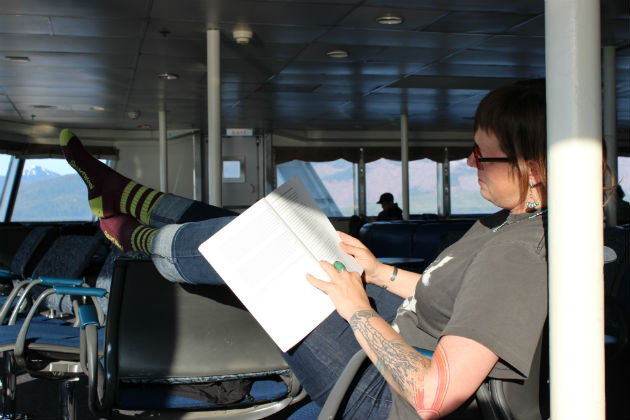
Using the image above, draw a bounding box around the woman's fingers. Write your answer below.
[337,231,366,248]
[306,273,330,292]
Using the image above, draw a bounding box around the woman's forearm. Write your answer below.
[349,309,440,417]
[368,264,421,298]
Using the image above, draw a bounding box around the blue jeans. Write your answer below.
[149,195,401,419]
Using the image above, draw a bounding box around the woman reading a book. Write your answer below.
[60,81,548,419]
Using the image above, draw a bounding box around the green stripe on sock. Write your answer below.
[137,227,151,253]
[89,196,104,218]
[120,181,137,214]
[129,186,149,219]
[139,190,161,225]
[130,225,141,252]
[132,226,156,254]
[144,229,157,254]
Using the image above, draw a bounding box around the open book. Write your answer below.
[198,176,361,352]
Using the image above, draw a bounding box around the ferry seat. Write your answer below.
[0,231,106,418]
[358,221,417,258]
[0,225,58,286]
[603,226,630,361]
[84,257,306,419]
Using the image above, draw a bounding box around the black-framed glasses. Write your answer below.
[472,143,510,169]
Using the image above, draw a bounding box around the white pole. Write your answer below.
[207,29,222,206]
[358,148,366,216]
[158,109,168,193]
[545,1,605,419]
[603,46,618,226]
[401,113,409,221]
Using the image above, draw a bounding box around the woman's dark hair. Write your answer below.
[474,79,547,203]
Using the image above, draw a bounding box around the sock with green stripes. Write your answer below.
[99,214,157,254]
[59,128,164,224]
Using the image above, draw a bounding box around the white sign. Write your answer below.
[226,128,254,136]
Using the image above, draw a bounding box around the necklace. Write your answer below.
[492,208,547,232]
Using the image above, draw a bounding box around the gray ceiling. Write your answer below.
[0,0,628,140]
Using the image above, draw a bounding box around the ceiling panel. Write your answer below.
[423,11,536,34]
[0,0,626,139]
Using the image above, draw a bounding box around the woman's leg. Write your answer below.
[60,128,235,226]
[283,285,402,419]
[150,216,235,284]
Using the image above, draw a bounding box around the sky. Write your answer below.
[0,155,75,175]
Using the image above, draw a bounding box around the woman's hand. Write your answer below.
[336,231,382,285]
[306,260,372,321]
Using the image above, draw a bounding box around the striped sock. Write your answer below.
[99,214,157,254]
[59,129,163,224]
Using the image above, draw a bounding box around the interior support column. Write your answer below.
[545,1,605,418]
[401,113,409,221]
[207,28,222,206]
[158,109,168,192]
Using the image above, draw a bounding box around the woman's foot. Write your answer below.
[100,214,157,254]
[59,129,163,224]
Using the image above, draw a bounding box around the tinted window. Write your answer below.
[12,158,95,222]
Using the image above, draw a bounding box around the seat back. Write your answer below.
[99,257,302,417]
[476,328,548,420]
[29,233,104,314]
[9,226,58,279]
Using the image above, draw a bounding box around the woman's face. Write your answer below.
[467,129,527,213]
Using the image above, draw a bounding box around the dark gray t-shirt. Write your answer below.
[388,210,548,419]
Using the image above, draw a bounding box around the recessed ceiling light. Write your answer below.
[326,49,349,59]
[5,56,30,62]
[376,15,404,25]
[90,106,105,111]
[233,28,253,44]
[158,72,179,80]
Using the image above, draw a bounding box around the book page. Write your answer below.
[198,190,336,352]
[267,176,362,274]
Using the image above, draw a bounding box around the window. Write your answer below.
[366,158,438,217]
[276,159,352,217]
[366,159,401,216]
[310,160,354,216]
[11,158,95,222]
[0,154,13,220]
[450,158,501,214]
[223,159,244,182]
[409,159,438,215]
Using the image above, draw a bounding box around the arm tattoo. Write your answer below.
[349,310,431,396]
[414,345,450,417]
[349,310,450,417]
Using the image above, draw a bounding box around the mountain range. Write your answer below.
[1,166,93,221]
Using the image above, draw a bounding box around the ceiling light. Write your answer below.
[127,110,141,119]
[326,49,349,59]
[90,106,105,111]
[5,56,31,62]
[158,72,179,80]
[233,28,253,44]
[376,15,404,25]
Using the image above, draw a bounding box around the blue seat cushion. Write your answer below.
[0,316,105,351]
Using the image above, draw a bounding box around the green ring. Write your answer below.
[334,261,346,271]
